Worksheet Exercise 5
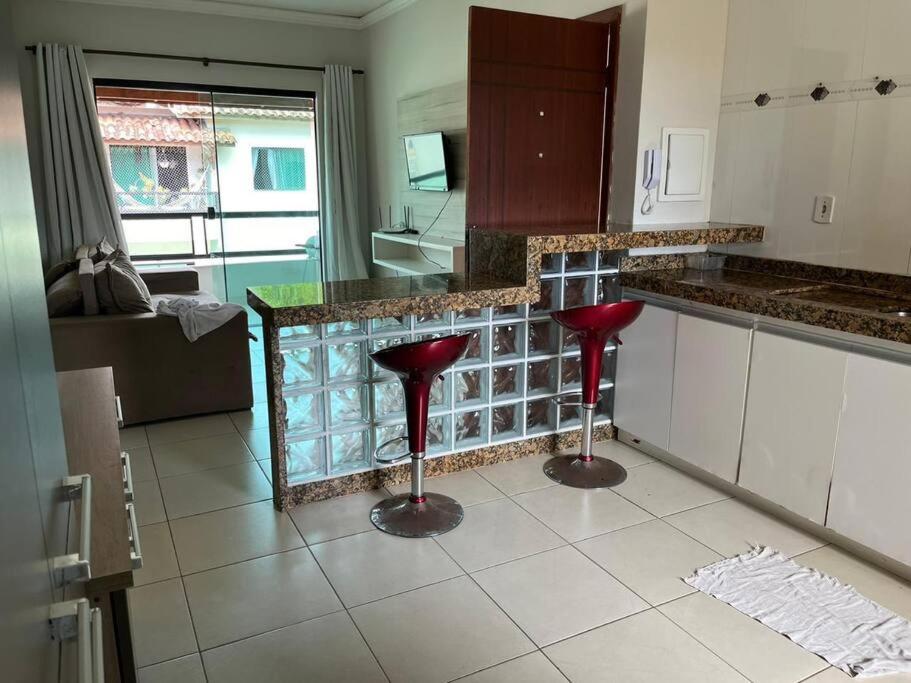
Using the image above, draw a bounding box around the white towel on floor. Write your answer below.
[156,296,244,342]
[686,546,911,677]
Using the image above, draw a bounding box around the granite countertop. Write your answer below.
[248,222,763,326]
[621,255,911,345]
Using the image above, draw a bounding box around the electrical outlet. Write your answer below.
[813,195,835,224]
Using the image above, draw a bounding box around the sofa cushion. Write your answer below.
[95,250,153,314]
[78,258,99,315]
[46,270,83,317]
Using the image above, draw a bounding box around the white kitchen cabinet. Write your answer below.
[668,314,752,482]
[827,353,911,566]
[613,303,678,450]
[739,331,847,524]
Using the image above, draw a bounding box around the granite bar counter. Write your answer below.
[246,222,764,510]
[621,253,911,345]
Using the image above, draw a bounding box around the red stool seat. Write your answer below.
[368,333,470,537]
[547,301,644,488]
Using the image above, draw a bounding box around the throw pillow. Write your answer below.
[44,259,77,290]
[46,270,83,317]
[94,250,153,314]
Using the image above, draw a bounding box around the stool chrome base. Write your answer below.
[543,455,628,489]
[370,492,464,538]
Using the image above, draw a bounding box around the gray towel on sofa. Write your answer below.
[156,296,244,342]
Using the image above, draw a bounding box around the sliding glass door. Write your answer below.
[94,82,321,328]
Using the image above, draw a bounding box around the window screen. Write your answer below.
[252,147,306,191]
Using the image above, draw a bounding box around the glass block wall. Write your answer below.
[276,250,621,486]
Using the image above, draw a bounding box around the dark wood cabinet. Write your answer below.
[466,7,619,232]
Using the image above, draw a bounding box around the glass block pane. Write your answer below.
[455,307,489,325]
[598,274,621,303]
[492,323,525,359]
[526,358,559,396]
[526,398,557,434]
[374,423,407,462]
[564,276,595,309]
[491,403,522,441]
[427,414,452,455]
[330,430,370,474]
[564,251,596,272]
[281,345,322,389]
[559,402,583,429]
[595,389,612,422]
[492,364,522,401]
[541,252,561,274]
[455,368,487,406]
[562,327,578,351]
[329,385,368,427]
[284,391,324,436]
[561,355,582,391]
[286,437,325,484]
[430,374,449,411]
[369,335,411,378]
[372,380,404,420]
[454,409,488,449]
[325,320,367,337]
[493,304,526,320]
[598,251,621,272]
[279,324,319,344]
[527,320,559,356]
[601,349,617,384]
[530,279,560,315]
[370,315,410,334]
[456,327,489,367]
[326,341,366,384]
[415,311,452,328]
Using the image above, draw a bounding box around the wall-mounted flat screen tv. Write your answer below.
[403,132,449,191]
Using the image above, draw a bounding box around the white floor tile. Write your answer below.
[473,545,648,646]
[146,414,236,446]
[128,578,197,668]
[454,652,566,683]
[133,478,167,527]
[387,470,504,507]
[351,575,534,683]
[120,425,149,450]
[312,529,462,607]
[659,591,829,682]
[797,545,911,621]
[803,666,911,682]
[476,454,556,495]
[240,428,270,460]
[664,498,825,558]
[202,612,386,683]
[133,522,179,587]
[561,439,655,469]
[137,653,206,683]
[169,500,304,575]
[159,461,272,519]
[513,484,654,543]
[288,489,388,544]
[183,547,341,650]
[614,461,730,517]
[125,446,157,482]
[257,459,272,484]
[152,433,253,478]
[544,609,748,682]
[229,404,269,432]
[576,519,721,606]
[435,498,564,572]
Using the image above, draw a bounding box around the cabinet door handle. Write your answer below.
[126,502,143,570]
[121,451,134,502]
[53,474,92,585]
[48,597,104,683]
[114,395,124,428]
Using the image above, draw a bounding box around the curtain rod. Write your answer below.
[24,45,365,74]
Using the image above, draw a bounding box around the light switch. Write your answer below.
[813,195,835,224]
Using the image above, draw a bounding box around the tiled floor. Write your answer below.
[124,418,911,683]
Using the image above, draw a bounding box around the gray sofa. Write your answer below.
[50,268,254,426]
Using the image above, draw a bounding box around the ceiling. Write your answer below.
[62,0,417,28]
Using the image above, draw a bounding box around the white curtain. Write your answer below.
[321,64,368,281]
[35,44,127,265]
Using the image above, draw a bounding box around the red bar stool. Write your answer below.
[369,333,470,537]
[546,301,645,488]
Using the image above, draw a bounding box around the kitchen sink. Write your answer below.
[774,285,911,314]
